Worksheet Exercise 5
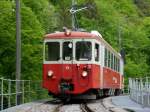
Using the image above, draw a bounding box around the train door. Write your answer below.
[75,40,92,87]
[61,40,73,80]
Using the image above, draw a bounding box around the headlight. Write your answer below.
[65,29,71,36]
[82,71,88,77]
[48,70,53,77]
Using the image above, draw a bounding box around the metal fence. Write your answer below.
[123,84,130,95]
[129,77,150,107]
[0,77,49,110]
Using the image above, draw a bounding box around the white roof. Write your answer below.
[91,30,103,38]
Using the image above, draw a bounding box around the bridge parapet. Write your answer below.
[129,77,150,107]
[0,77,48,111]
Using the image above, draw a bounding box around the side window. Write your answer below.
[104,48,107,67]
[45,42,60,61]
[113,55,115,70]
[95,44,99,62]
[111,53,113,69]
[117,58,120,72]
[114,56,116,71]
[115,57,117,71]
[118,59,120,72]
[116,58,118,71]
[108,51,111,68]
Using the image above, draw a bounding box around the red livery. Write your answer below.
[42,30,124,100]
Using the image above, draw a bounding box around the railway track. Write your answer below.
[54,99,110,112]
[3,98,114,112]
[23,99,63,112]
[85,99,110,112]
[80,103,94,112]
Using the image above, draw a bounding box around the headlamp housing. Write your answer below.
[48,70,53,77]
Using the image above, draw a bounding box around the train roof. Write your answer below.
[45,31,97,39]
[44,31,121,58]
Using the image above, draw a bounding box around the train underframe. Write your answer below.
[48,88,122,101]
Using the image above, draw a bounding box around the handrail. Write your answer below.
[0,77,48,110]
[129,77,150,107]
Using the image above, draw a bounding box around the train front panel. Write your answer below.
[42,39,101,95]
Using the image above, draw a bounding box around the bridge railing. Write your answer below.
[123,84,130,95]
[0,77,49,110]
[129,77,150,107]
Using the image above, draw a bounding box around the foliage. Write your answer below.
[0,0,16,79]
[23,0,56,33]
[0,0,45,80]
[134,0,150,16]
[21,3,44,80]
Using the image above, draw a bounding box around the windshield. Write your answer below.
[63,41,73,61]
[45,42,60,61]
[76,41,92,61]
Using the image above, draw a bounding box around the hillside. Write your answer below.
[0,0,150,80]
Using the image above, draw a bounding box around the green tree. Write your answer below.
[0,1,16,79]
[23,0,56,33]
[21,4,44,80]
[0,1,44,80]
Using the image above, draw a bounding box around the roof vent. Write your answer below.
[55,31,60,33]
[76,28,87,32]
[91,30,103,38]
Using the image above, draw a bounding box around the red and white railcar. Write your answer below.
[42,30,124,99]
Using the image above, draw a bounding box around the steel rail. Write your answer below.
[80,103,94,112]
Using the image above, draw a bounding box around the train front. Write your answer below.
[42,31,100,98]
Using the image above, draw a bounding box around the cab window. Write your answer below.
[45,42,60,61]
[76,41,92,61]
[63,41,73,61]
